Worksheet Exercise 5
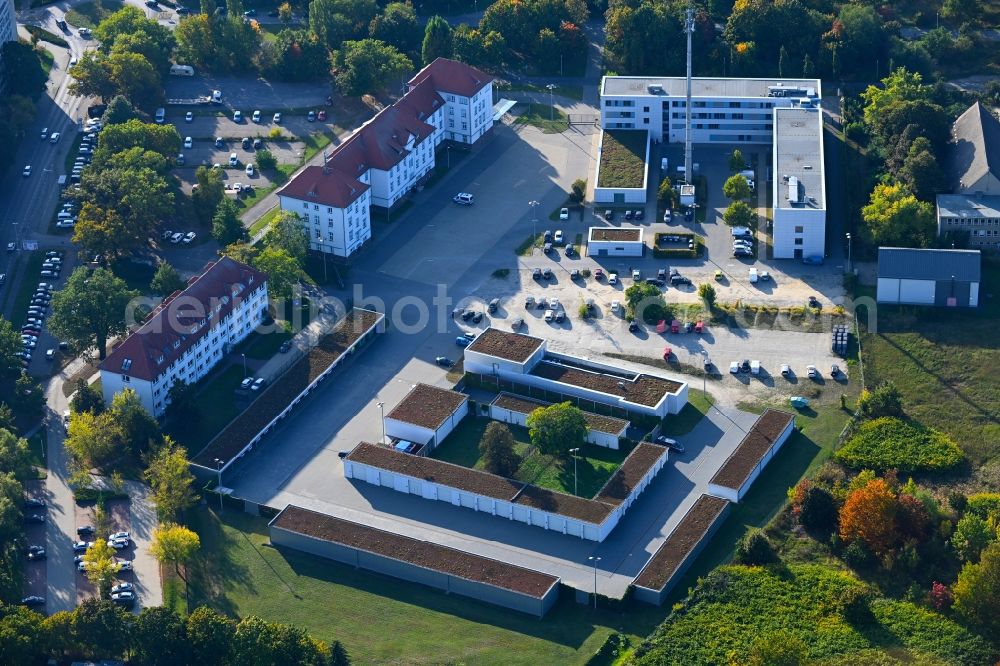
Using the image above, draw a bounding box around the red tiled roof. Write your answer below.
[100,257,267,383]
[276,165,370,209]
[408,57,493,98]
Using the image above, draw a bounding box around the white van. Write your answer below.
[660,157,668,171]
[749,267,759,283]
[169,64,195,76]
[154,108,166,123]
[229,152,238,167]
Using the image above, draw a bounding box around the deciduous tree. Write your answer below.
[70,599,133,660]
[952,514,995,563]
[186,606,237,665]
[132,606,189,666]
[0,317,25,384]
[479,422,521,477]
[723,174,752,201]
[723,201,756,228]
[697,283,716,310]
[369,2,420,56]
[212,199,247,246]
[624,281,668,323]
[150,523,201,576]
[861,182,935,248]
[569,178,586,204]
[144,438,197,521]
[65,410,122,470]
[953,542,1000,639]
[263,211,308,262]
[332,39,412,97]
[839,477,899,556]
[0,41,47,98]
[525,402,587,456]
[83,540,120,595]
[109,388,160,456]
[70,378,105,414]
[728,149,746,172]
[192,165,226,224]
[49,267,138,359]
[253,246,301,300]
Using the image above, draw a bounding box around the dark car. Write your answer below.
[279,341,292,353]
[628,321,639,333]
[604,209,613,221]
[543,230,553,242]
[23,498,44,509]
[471,311,484,323]
[27,545,46,560]
[532,268,542,280]
[76,525,94,536]
[460,309,474,321]
[25,514,45,524]
[435,356,453,367]
[671,275,691,286]
[21,596,45,606]
[654,435,685,453]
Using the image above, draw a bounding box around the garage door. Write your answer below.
[899,279,934,304]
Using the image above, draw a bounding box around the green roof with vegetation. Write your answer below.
[597,129,648,188]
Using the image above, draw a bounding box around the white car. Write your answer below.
[113,558,133,571]
[611,300,621,313]
[182,232,196,244]
[161,229,173,240]
[452,192,474,205]
[50,132,61,143]
[807,365,819,379]
[559,207,569,220]
[608,273,618,285]
[780,364,791,377]
[245,163,254,176]
[40,128,48,140]
[272,112,282,123]
[729,361,740,374]
[22,166,31,177]
[107,538,129,550]
[184,136,193,149]
[170,232,183,244]
[108,531,130,541]
[111,582,133,594]
[185,112,193,122]
[554,230,563,244]
[252,109,261,122]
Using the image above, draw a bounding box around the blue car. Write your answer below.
[802,255,824,265]
[455,336,471,347]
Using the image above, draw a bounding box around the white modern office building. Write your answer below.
[771,106,827,259]
[277,58,494,258]
[100,258,269,418]
[600,76,821,144]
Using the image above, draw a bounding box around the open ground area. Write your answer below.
[597,129,648,188]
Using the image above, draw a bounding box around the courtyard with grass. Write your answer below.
[165,364,247,454]
[429,417,631,498]
[597,129,648,189]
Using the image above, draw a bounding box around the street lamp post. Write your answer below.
[546,83,556,121]
[241,353,247,378]
[845,232,853,274]
[377,401,386,445]
[529,200,540,253]
[588,555,602,609]
[569,448,580,496]
[214,458,225,512]
[701,351,708,394]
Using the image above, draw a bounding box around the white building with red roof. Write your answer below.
[277,58,494,258]
[99,257,269,418]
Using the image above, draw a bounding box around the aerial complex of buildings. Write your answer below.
[277,58,495,259]
[597,76,827,260]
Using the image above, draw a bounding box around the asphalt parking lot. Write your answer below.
[165,111,323,142]
[178,138,305,168]
[22,481,47,605]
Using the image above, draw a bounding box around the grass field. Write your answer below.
[597,130,647,189]
[179,508,668,666]
[514,104,569,134]
[65,0,123,28]
[660,389,714,437]
[165,364,247,454]
[430,418,629,498]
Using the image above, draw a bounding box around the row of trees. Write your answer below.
[221,210,310,300]
[0,601,350,665]
[0,41,48,175]
[0,426,36,601]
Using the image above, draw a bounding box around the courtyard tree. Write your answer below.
[569,178,587,204]
[723,201,757,228]
[70,378,105,414]
[657,176,679,210]
[150,523,201,576]
[263,211,308,262]
[722,174,752,201]
[255,148,277,171]
[479,422,521,477]
[150,262,186,296]
[212,199,247,246]
[729,149,746,172]
[253,247,301,300]
[109,388,161,456]
[525,402,588,456]
[861,182,936,247]
[192,166,226,224]
[49,267,138,359]
[144,438,197,522]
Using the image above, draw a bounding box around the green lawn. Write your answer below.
[237,329,291,360]
[65,0,124,28]
[497,82,585,102]
[431,418,629,498]
[514,104,569,134]
[27,430,47,478]
[165,364,247,454]
[180,508,669,666]
[597,130,647,189]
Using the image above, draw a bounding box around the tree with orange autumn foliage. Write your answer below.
[839,477,899,556]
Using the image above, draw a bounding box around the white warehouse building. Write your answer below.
[100,258,269,418]
[600,76,821,144]
[771,106,827,260]
[277,58,494,259]
[384,383,469,452]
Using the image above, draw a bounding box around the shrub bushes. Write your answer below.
[966,493,1000,522]
[835,417,962,473]
[734,528,778,566]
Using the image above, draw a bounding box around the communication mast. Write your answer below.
[683,5,695,185]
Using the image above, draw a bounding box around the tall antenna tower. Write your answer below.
[684,5,695,185]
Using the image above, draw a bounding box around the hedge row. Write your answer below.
[835,417,963,473]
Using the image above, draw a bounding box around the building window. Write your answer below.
[794,226,804,233]
[794,238,803,245]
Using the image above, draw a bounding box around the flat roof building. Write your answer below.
[772,106,826,260]
[384,383,469,451]
[936,194,1000,250]
[876,247,981,307]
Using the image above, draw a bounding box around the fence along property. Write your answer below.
[190,308,385,479]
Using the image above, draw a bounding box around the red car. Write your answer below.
[594,268,604,280]
[317,110,327,121]
[662,346,672,361]
[695,320,704,334]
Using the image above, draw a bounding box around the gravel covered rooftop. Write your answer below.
[632,495,729,591]
[386,384,468,430]
[530,361,683,407]
[272,506,559,598]
[710,409,795,490]
[465,328,544,363]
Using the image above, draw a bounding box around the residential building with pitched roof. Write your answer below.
[276,58,494,258]
[99,257,269,418]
